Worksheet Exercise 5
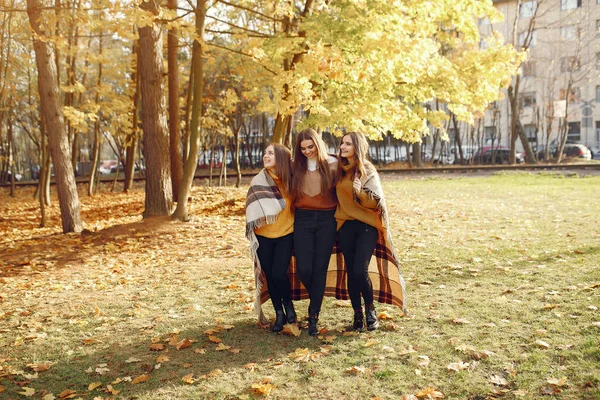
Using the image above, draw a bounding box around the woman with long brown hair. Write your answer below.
[335,132,406,331]
[246,143,296,332]
[291,128,338,336]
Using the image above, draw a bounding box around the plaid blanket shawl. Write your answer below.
[247,165,407,324]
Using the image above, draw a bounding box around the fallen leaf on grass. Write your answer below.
[88,381,102,390]
[106,385,120,395]
[417,355,430,367]
[124,357,142,363]
[399,345,417,355]
[27,363,52,372]
[363,339,378,347]
[547,377,568,387]
[244,363,258,372]
[42,394,55,400]
[512,389,527,396]
[58,389,77,399]
[288,348,321,362]
[150,343,165,351]
[345,366,370,374]
[215,343,231,351]
[281,324,301,337]
[156,354,169,363]
[378,310,394,320]
[447,361,470,372]
[543,304,559,310]
[0,385,4,393]
[18,387,35,396]
[400,395,418,400]
[452,317,471,324]
[131,374,149,384]
[415,387,444,398]
[490,375,508,386]
[535,340,550,349]
[181,373,196,384]
[208,335,222,343]
[229,348,241,354]
[251,382,275,395]
[176,338,192,350]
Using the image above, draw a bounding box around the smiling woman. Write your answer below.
[290,128,339,336]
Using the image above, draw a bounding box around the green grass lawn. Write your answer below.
[0,172,599,399]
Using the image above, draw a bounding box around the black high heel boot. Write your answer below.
[365,304,379,331]
[283,301,296,324]
[352,309,365,331]
[307,308,319,337]
[272,310,286,333]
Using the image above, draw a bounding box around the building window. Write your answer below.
[596,121,600,144]
[522,61,536,77]
[596,53,600,70]
[561,0,582,10]
[560,87,581,102]
[560,56,580,72]
[518,30,537,47]
[560,25,578,41]
[520,0,537,18]
[567,122,581,142]
[596,86,600,102]
[520,92,537,108]
[485,126,497,142]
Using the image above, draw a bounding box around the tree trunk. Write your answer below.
[88,31,103,196]
[124,41,140,193]
[138,0,173,217]
[172,0,206,220]
[168,0,183,202]
[27,0,83,233]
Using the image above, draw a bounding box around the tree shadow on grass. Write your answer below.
[1,317,363,399]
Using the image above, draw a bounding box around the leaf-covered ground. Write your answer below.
[0,172,599,399]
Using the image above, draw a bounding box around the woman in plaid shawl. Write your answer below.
[245,144,296,332]
[336,132,406,331]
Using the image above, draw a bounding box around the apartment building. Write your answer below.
[479,0,600,152]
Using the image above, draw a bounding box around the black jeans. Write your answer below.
[293,209,337,313]
[338,219,378,310]
[256,233,294,311]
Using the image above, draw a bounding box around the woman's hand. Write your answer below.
[353,176,362,194]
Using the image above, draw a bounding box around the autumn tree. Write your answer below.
[138,0,173,217]
[26,0,83,233]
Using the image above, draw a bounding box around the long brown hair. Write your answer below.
[268,143,292,197]
[338,132,369,180]
[291,128,334,200]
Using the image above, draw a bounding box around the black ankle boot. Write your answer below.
[283,301,296,324]
[352,309,364,331]
[307,309,319,337]
[272,310,286,333]
[365,304,379,331]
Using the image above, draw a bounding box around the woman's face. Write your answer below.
[263,145,276,170]
[339,135,355,159]
[300,139,318,160]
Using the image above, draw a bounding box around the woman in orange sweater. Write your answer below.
[246,144,296,332]
[335,132,403,331]
[291,128,338,336]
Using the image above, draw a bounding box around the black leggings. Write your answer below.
[293,209,337,313]
[339,219,378,310]
[256,233,294,311]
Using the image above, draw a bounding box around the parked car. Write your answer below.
[472,146,524,164]
[591,147,600,160]
[554,143,592,160]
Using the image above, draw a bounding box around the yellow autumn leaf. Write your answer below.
[88,381,102,391]
[18,387,35,396]
[415,387,444,398]
[156,354,169,363]
[216,343,231,351]
[176,338,192,350]
[42,394,56,400]
[281,323,301,337]
[447,361,470,372]
[244,363,258,372]
[58,389,77,398]
[182,373,196,384]
[251,382,274,395]
[363,339,378,347]
[208,335,222,343]
[150,343,165,351]
[378,310,394,320]
[131,374,150,384]
[27,363,52,372]
[547,377,568,387]
[106,385,120,395]
[489,375,508,386]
